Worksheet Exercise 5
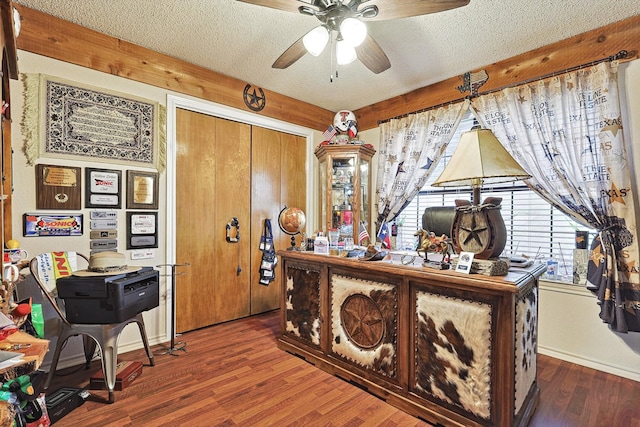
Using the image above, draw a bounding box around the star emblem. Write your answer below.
[243,84,266,111]
[608,182,627,205]
[460,213,488,248]
[340,294,384,349]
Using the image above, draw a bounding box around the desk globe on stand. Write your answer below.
[278,207,306,250]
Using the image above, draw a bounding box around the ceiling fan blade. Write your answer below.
[355,33,390,74]
[236,0,318,14]
[360,0,470,20]
[272,36,307,69]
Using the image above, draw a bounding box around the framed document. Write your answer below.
[127,170,158,209]
[85,168,122,208]
[126,211,158,249]
[36,164,81,210]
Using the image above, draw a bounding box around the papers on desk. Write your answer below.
[0,350,24,369]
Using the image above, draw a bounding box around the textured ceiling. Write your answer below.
[13,0,640,113]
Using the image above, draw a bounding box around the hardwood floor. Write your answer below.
[45,310,640,427]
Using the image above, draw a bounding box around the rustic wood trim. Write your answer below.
[1,0,18,80]
[12,6,640,133]
[14,5,335,131]
[354,15,640,130]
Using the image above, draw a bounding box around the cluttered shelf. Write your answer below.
[0,331,49,375]
[0,265,50,377]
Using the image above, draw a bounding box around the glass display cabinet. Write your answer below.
[315,144,375,243]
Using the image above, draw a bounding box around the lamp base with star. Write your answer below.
[451,197,507,260]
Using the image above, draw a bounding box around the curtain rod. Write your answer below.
[378,50,630,125]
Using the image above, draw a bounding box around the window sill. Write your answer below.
[539,279,592,297]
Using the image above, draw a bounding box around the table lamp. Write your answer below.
[432,128,531,260]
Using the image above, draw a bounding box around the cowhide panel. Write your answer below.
[415,290,492,420]
[514,286,538,413]
[285,266,321,347]
[330,275,398,379]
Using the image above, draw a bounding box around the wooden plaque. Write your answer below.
[36,164,81,210]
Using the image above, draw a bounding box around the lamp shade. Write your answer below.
[303,26,330,57]
[432,128,531,188]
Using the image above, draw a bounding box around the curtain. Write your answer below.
[375,99,469,231]
[472,61,640,333]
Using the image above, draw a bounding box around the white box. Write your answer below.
[314,236,329,255]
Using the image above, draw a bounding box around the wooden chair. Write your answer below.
[29,252,154,403]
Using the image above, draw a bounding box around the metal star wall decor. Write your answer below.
[243,84,266,111]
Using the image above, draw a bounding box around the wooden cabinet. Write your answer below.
[278,250,544,427]
[315,144,375,243]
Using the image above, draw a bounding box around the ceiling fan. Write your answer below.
[237,0,470,75]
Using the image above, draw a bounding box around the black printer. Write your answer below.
[57,267,159,324]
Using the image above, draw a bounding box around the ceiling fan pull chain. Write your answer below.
[330,32,335,82]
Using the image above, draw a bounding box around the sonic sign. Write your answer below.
[23,214,83,237]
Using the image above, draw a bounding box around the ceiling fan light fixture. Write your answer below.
[336,39,357,65]
[303,26,330,56]
[339,17,367,47]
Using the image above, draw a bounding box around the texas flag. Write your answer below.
[347,120,358,138]
[377,222,391,249]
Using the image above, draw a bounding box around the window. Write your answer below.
[393,112,595,284]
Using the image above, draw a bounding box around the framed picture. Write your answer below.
[127,170,158,210]
[36,164,81,210]
[126,211,158,249]
[85,168,122,208]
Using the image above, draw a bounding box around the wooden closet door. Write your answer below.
[251,127,306,314]
[175,108,251,332]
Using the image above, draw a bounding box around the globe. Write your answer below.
[278,207,306,249]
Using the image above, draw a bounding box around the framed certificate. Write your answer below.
[36,164,81,210]
[127,170,158,210]
[126,211,158,249]
[85,168,122,208]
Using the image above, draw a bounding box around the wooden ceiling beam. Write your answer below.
[354,15,640,131]
[14,5,335,131]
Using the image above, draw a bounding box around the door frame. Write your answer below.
[164,94,315,340]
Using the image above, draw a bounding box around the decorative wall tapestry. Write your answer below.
[21,74,166,172]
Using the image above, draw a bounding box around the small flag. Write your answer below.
[378,222,391,249]
[347,120,358,138]
[358,222,370,244]
[322,125,337,141]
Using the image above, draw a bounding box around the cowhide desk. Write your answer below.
[277,251,545,427]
